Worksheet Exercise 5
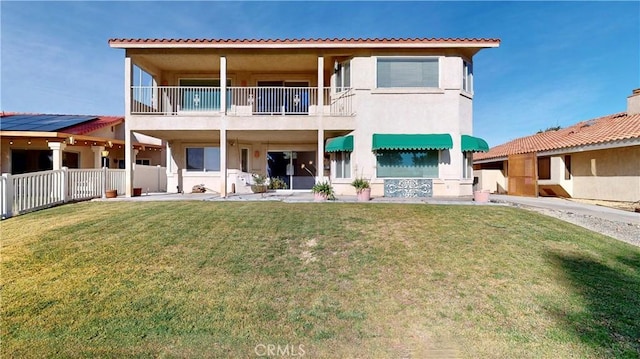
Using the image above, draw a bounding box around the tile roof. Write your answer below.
[109,37,500,47]
[474,112,640,161]
[0,113,123,135]
[62,116,123,135]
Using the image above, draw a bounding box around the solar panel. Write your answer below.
[0,115,97,131]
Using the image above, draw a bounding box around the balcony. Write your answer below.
[131,86,354,117]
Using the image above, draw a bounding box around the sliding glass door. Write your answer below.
[267,151,316,190]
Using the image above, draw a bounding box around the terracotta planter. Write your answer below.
[133,188,142,197]
[357,188,371,202]
[251,184,267,193]
[105,189,117,198]
[314,193,328,202]
[473,190,490,203]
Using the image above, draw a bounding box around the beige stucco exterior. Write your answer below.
[571,146,640,201]
[476,145,640,202]
[112,39,499,197]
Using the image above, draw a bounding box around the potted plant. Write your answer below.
[311,180,335,201]
[351,177,371,202]
[268,177,288,190]
[251,173,268,193]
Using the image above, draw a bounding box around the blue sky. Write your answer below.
[1,1,638,146]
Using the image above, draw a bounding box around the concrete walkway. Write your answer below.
[490,194,639,225]
[101,191,639,225]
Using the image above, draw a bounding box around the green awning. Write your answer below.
[325,135,354,152]
[372,134,453,151]
[461,135,489,152]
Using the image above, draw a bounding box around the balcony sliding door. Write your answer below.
[179,79,231,112]
[256,81,309,115]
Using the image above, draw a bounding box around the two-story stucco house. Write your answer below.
[109,37,499,197]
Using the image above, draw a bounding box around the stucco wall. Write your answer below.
[570,146,640,201]
[476,168,507,193]
[130,50,479,197]
[346,55,471,196]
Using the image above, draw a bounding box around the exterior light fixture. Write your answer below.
[101,150,109,168]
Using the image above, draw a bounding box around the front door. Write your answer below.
[267,151,316,190]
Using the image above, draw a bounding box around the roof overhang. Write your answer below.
[109,38,501,50]
[473,137,640,164]
[0,131,163,150]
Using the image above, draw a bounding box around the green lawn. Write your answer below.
[2,201,639,358]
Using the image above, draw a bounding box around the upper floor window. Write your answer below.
[463,60,473,93]
[335,60,351,92]
[376,57,439,88]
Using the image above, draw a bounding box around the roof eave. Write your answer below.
[108,39,500,50]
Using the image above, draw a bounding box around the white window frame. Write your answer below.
[463,60,473,93]
[135,158,151,166]
[333,152,351,179]
[185,146,221,172]
[375,56,440,89]
[334,60,351,93]
[462,152,473,179]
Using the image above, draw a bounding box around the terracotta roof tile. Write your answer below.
[474,112,640,161]
[108,37,500,46]
[62,116,123,135]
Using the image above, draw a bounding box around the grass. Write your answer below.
[1,201,639,358]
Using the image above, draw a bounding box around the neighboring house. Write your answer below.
[474,89,640,202]
[109,37,499,197]
[0,113,165,174]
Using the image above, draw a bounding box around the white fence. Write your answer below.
[1,166,166,219]
[131,86,355,117]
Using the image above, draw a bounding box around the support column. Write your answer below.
[124,56,133,117]
[48,142,66,170]
[317,56,324,114]
[91,145,105,168]
[220,56,227,114]
[220,129,227,197]
[124,55,134,196]
[317,56,326,181]
[317,129,325,181]
[125,133,133,197]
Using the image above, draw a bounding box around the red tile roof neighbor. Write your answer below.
[108,37,500,48]
[474,112,640,161]
[62,116,123,135]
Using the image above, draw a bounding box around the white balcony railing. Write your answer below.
[131,86,354,116]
